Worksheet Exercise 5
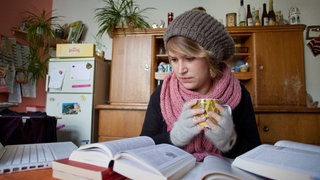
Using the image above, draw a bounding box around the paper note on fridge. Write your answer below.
[49,68,65,89]
[70,63,92,81]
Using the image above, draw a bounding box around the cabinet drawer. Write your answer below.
[98,109,146,139]
[256,113,320,145]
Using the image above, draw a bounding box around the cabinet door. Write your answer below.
[256,113,320,145]
[254,30,306,107]
[98,108,146,141]
[110,35,152,104]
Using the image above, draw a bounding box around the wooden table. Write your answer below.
[0,169,57,180]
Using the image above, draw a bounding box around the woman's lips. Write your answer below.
[179,76,193,83]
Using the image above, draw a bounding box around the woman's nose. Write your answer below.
[177,61,187,74]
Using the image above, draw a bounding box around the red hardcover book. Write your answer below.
[52,158,126,180]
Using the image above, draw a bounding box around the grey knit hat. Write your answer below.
[164,10,235,61]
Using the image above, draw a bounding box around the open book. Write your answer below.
[232,140,320,180]
[68,136,196,180]
[181,156,262,180]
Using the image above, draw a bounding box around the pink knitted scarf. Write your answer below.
[160,65,241,161]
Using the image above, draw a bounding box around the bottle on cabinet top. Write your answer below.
[246,4,253,26]
[168,12,174,26]
[268,0,276,25]
[238,0,246,26]
[255,10,261,26]
[261,3,269,26]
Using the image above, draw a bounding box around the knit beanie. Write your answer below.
[164,10,235,61]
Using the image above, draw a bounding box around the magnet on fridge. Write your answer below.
[62,102,81,115]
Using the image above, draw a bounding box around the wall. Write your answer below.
[52,0,320,106]
[0,0,52,112]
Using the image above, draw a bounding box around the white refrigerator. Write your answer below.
[45,57,110,146]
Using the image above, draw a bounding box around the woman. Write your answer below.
[140,10,261,161]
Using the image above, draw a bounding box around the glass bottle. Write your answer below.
[238,0,246,26]
[168,12,174,26]
[262,3,269,26]
[251,7,256,25]
[255,10,261,26]
[268,0,276,25]
[246,4,253,26]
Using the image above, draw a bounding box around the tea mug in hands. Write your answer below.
[192,99,220,128]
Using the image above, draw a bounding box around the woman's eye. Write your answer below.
[185,57,196,61]
[169,58,177,62]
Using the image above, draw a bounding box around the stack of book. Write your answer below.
[52,158,125,180]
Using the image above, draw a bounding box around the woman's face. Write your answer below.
[169,50,212,95]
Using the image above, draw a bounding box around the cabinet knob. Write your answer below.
[144,64,150,71]
[263,125,269,132]
[259,65,264,71]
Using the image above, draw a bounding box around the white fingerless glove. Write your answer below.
[205,105,237,152]
[170,103,199,147]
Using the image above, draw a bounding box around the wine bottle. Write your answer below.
[261,3,269,26]
[268,0,276,25]
[246,4,253,26]
[238,0,246,26]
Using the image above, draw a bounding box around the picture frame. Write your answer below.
[306,25,320,40]
[226,13,237,27]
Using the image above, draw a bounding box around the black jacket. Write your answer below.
[140,83,261,158]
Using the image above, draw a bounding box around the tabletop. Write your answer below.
[0,169,57,180]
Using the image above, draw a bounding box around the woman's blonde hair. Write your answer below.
[166,36,223,79]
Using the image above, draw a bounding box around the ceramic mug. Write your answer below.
[193,99,220,127]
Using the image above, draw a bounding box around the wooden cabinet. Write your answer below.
[96,104,146,142]
[227,25,307,108]
[96,26,320,145]
[254,28,306,107]
[109,34,153,105]
[229,25,320,145]
[256,110,320,145]
[96,29,163,141]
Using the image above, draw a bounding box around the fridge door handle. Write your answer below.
[45,74,49,92]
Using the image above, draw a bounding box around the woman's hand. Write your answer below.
[170,99,206,147]
[204,103,237,152]
[205,103,228,129]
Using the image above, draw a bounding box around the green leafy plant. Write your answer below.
[94,0,155,38]
[23,9,60,81]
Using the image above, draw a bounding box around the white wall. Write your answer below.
[53,0,320,105]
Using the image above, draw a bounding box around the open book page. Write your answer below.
[181,163,202,180]
[202,156,262,180]
[113,144,196,180]
[69,136,155,167]
[274,140,320,153]
[182,156,262,180]
[232,144,320,179]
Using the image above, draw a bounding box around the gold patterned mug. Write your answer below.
[193,99,220,127]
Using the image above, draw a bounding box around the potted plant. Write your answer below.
[94,0,155,38]
[22,9,60,81]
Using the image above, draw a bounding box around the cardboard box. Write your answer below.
[56,44,95,58]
